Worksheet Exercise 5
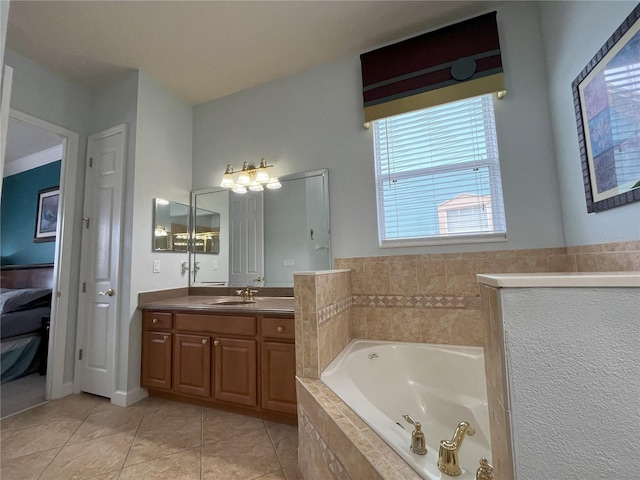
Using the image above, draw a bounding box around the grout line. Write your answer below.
[35,394,102,479]
[118,397,151,476]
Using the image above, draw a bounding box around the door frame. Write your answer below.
[73,123,127,399]
[8,108,80,400]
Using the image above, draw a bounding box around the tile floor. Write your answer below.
[0,393,302,480]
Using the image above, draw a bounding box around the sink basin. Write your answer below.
[203,299,256,306]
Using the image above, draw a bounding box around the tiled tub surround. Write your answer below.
[295,241,639,480]
[296,378,423,480]
[293,270,353,379]
[336,241,640,347]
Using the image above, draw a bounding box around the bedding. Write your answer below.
[0,288,52,315]
[0,287,52,383]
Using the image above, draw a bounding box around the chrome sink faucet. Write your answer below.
[236,286,258,301]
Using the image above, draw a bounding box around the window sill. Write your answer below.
[379,232,507,248]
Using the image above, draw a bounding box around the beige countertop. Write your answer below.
[139,295,295,315]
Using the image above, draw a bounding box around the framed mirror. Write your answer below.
[190,169,331,287]
[152,198,190,251]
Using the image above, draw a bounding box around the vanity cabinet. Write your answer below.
[260,317,296,415]
[140,308,296,423]
[141,311,173,391]
[142,331,172,390]
[174,333,211,397]
[214,337,257,406]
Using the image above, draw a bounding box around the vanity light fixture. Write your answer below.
[219,158,281,193]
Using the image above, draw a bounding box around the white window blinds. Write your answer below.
[373,94,507,247]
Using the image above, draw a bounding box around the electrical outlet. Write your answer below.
[153,260,160,273]
[283,259,295,267]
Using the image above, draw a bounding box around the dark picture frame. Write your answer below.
[34,186,60,242]
[571,4,640,213]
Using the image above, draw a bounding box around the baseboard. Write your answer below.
[111,387,148,407]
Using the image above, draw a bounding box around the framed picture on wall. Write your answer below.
[572,4,640,213]
[34,186,60,242]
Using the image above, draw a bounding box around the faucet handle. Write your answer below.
[402,414,427,455]
[402,414,421,428]
[476,457,494,480]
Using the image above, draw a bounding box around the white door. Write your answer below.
[229,191,264,287]
[78,125,126,398]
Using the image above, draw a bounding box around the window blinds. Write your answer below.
[373,94,506,246]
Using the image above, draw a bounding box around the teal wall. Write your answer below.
[1,161,61,266]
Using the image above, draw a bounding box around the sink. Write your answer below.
[203,299,256,306]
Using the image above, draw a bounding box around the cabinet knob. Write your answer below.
[163,335,169,341]
[202,338,208,344]
[277,326,284,333]
[214,340,220,346]
[152,318,158,324]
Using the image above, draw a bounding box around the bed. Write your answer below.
[0,264,53,383]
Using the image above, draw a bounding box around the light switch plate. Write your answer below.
[283,259,295,267]
[153,260,160,273]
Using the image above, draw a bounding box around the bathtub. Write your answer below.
[320,339,491,479]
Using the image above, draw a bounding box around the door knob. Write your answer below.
[98,288,115,296]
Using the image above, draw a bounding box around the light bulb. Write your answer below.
[255,167,269,184]
[249,181,264,192]
[237,171,251,186]
[266,177,281,189]
[232,184,247,194]
[220,173,234,188]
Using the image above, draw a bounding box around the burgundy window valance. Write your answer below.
[360,11,506,123]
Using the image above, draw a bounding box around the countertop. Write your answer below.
[477,272,640,288]
[139,295,295,315]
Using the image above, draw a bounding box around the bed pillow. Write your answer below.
[0,288,52,315]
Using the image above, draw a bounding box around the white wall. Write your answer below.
[125,71,193,394]
[539,1,640,246]
[501,287,639,479]
[193,2,565,259]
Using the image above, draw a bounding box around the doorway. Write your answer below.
[1,109,80,414]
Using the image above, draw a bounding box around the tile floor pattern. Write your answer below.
[0,393,302,480]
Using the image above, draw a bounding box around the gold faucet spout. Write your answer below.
[438,421,475,476]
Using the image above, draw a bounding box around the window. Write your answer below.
[372,94,507,247]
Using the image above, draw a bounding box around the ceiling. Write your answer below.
[5,118,62,164]
[6,0,501,106]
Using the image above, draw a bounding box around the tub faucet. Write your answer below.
[236,286,258,301]
[402,414,427,455]
[438,421,475,476]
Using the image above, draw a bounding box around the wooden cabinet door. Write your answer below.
[142,331,172,390]
[173,333,211,397]
[261,341,296,414]
[213,337,257,407]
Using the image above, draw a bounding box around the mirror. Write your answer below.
[194,207,221,254]
[190,169,331,287]
[153,199,190,251]
[153,199,221,253]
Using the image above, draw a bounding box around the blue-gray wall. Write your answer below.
[1,161,61,265]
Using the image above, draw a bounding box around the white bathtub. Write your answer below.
[320,339,491,479]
